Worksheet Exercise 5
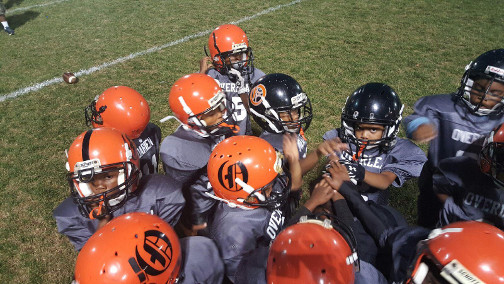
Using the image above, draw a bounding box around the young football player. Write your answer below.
[85,86,162,176]
[205,135,299,282]
[432,123,504,229]
[403,49,504,228]
[0,1,14,35]
[160,73,239,236]
[267,218,387,284]
[200,24,266,135]
[323,83,427,205]
[74,212,224,284]
[53,127,185,251]
[323,163,504,283]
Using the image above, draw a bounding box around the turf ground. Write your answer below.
[0,0,503,282]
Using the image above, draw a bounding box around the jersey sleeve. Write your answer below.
[431,156,477,196]
[382,139,427,187]
[179,236,225,284]
[146,175,186,226]
[402,95,442,138]
[53,197,96,251]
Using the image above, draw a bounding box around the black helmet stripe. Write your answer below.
[82,129,93,161]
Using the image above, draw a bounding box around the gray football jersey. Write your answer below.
[160,126,226,224]
[179,236,224,284]
[207,67,266,135]
[53,174,185,251]
[259,131,308,159]
[134,122,162,176]
[324,129,427,204]
[207,203,285,282]
[403,94,504,167]
[433,156,504,229]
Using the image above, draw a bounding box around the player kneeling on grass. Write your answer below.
[432,123,504,230]
[200,24,266,135]
[403,49,504,228]
[205,135,301,283]
[160,73,239,236]
[85,85,162,176]
[323,83,427,205]
[53,127,185,251]
[74,212,224,284]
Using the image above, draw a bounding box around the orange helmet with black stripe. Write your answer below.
[66,127,141,219]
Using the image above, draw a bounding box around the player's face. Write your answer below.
[200,103,226,130]
[88,170,120,195]
[225,52,247,66]
[279,109,301,130]
[354,123,385,141]
[469,78,504,109]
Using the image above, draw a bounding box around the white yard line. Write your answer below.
[0,0,304,102]
[6,0,71,14]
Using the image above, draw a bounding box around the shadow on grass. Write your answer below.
[6,10,39,30]
[5,0,25,10]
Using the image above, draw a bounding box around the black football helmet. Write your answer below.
[249,73,313,134]
[340,83,403,159]
[458,49,504,115]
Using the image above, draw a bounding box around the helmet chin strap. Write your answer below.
[411,262,429,284]
[235,177,266,201]
[204,192,253,210]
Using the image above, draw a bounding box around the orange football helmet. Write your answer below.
[85,86,150,139]
[267,218,358,284]
[207,135,289,209]
[66,127,141,219]
[480,123,504,189]
[408,221,504,284]
[167,73,237,137]
[75,212,181,284]
[207,24,254,74]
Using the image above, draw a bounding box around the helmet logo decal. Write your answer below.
[290,93,306,107]
[352,111,359,119]
[250,84,266,106]
[231,42,247,53]
[218,160,248,191]
[486,65,504,76]
[134,229,174,277]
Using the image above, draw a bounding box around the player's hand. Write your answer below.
[228,68,248,94]
[199,56,213,73]
[304,179,336,211]
[412,123,437,143]
[323,160,351,191]
[316,138,349,159]
[283,133,300,162]
[338,159,365,185]
[189,222,207,236]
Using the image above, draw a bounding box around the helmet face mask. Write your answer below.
[480,124,504,189]
[249,73,313,134]
[458,49,504,116]
[68,161,140,219]
[189,92,237,136]
[340,83,403,159]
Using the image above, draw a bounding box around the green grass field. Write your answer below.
[1,0,503,282]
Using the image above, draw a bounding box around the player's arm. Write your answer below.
[403,97,439,143]
[299,138,348,175]
[283,134,302,191]
[363,170,397,190]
